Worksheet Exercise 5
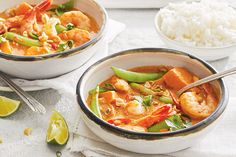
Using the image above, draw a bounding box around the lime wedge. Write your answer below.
[0,96,20,117]
[46,111,69,145]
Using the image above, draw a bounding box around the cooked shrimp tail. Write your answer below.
[0,0,53,34]
[179,83,218,119]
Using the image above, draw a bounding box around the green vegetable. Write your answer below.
[0,36,6,43]
[104,83,116,91]
[51,0,74,16]
[29,32,39,40]
[147,119,169,132]
[111,66,165,83]
[56,40,73,52]
[90,86,102,118]
[89,83,116,95]
[181,115,192,127]
[3,32,41,47]
[55,24,67,34]
[89,87,109,95]
[143,95,152,106]
[55,23,75,34]
[133,95,152,107]
[159,96,173,104]
[66,23,75,30]
[130,83,156,96]
[148,115,186,132]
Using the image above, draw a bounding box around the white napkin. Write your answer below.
[70,97,236,157]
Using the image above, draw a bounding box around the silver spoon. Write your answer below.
[177,67,236,97]
[0,71,46,114]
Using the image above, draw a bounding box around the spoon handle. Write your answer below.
[0,72,46,114]
[177,67,236,96]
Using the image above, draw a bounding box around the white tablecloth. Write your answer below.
[1,9,236,157]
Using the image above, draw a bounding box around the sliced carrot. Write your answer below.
[25,46,47,56]
[15,2,33,16]
[99,91,119,103]
[0,41,12,54]
[160,129,169,132]
[163,67,193,90]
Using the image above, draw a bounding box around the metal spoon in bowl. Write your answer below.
[177,67,236,97]
[0,71,46,114]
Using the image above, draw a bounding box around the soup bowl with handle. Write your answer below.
[0,0,108,79]
[76,48,228,154]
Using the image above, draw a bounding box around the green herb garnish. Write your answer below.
[66,23,75,30]
[56,40,74,52]
[148,115,186,132]
[133,95,153,107]
[51,0,74,16]
[29,32,39,40]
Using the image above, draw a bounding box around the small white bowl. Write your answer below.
[0,0,108,79]
[154,11,236,61]
[76,48,229,154]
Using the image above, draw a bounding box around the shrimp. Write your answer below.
[125,100,145,116]
[0,0,53,34]
[19,0,53,34]
[59,11,91,31]
[111,76,130,93]
[136,104,174,128]
[179,84,218,119]
[58,28,90,46]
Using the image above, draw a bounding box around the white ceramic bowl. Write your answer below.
[0,0,108,79]
[76,48,228,154]
[154,11,236,61]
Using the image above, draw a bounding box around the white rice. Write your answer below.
[158,0,236,47]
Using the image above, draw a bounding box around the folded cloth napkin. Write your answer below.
[0,19,125,157]
[71,97,236,157]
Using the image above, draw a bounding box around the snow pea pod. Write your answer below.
[159,96,173,104]
[111,66,165,83]
[90,86,102,118]
[89,87,109,95]
[4,32,42,47]
[148,115,185,132]
[130,83,156,96]
[55,24,67,34]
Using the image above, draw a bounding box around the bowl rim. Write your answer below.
[0,0,108,61]
[76,48,229,139]
[154,9,236,50]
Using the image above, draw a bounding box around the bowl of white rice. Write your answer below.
[155,0,236,61]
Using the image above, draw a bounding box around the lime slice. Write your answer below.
[0,96,20,117]
[46,111,69,145]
